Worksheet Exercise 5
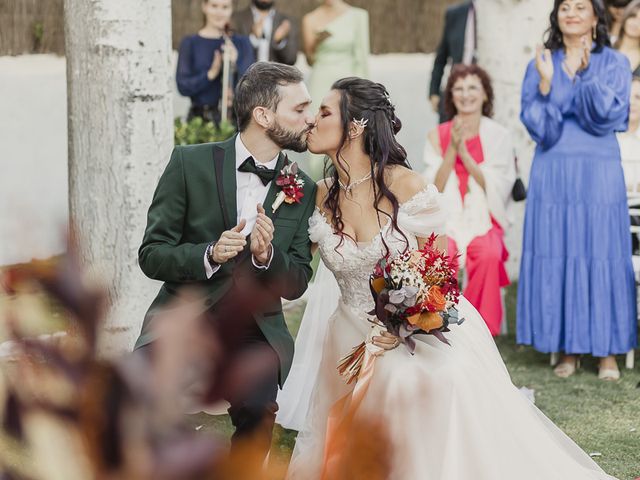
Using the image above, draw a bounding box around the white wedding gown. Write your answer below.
[279,185,617,480]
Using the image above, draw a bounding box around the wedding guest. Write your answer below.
[177,0,255,125]
[605,0,632,42]
[429,0,478,121]
[614,0,640,73]
[422,64,515,336]
[232,0,299,65]
[517,0,636,380]
[302,0,370,179]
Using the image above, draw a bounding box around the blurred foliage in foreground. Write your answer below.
[0,244,391,480]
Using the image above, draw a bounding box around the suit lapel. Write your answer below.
[263,152,287,222]
[212,136,238,231]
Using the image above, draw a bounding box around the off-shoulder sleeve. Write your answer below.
[520,59,564,150]
[397,184,447,238]
[572,52,631,135]
[308,208,332,243]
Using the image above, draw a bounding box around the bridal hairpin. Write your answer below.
[352,117,368,129]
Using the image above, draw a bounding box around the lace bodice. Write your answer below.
[308,185,446,313]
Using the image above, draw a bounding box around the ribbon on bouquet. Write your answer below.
[320,324,385,480]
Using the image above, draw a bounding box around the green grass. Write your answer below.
[190,283,640,480]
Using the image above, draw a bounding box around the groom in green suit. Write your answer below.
[133,62,317,459]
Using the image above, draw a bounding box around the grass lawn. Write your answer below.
[188,283,640,480]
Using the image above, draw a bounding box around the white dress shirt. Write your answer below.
[249,7,288,63]
[462,0,477,65]
[204,134,278,277]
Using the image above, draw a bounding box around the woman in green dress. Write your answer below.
[302,0,370,179]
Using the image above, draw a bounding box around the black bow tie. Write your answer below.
[238,156,277,186]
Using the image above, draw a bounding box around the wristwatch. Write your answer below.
[206,242,219,268]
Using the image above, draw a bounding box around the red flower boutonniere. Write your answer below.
[272,162,305,213]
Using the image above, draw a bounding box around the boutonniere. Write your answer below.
[272,161,305,213]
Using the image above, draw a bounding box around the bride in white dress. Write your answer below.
[278,77,617,479]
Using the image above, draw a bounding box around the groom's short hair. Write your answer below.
[234,62,304,132]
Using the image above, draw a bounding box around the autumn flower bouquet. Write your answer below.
[338,234,465,383]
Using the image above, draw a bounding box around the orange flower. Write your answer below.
[425,285,446,312]
[407,311,444,332]
[371,276,386,294]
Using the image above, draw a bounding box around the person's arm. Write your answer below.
[138,147,211,283]
[353,9,370,78]
[458,141,486,191]
[427,129,456,192]
[572,53,632,135]
[176,36,217,97]
[429,9,451,99]
[272,15,299,65]
[257,182,318,301]
[520,59,564,150]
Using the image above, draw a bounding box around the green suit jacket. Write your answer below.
[133,135,317,384]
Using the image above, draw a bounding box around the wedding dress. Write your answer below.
[279,185,617,480]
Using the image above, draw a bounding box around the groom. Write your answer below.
[133,62,317,460]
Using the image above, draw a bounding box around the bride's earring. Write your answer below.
[350,118,368,139]
[592,26,596,41]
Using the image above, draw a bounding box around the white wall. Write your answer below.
[0,55,68,264]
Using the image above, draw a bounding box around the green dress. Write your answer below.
[307,6,370,179]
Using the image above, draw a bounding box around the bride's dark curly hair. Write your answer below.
[544,0,610,52]
[323,77,411,252]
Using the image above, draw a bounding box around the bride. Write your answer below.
[277,77,617,479]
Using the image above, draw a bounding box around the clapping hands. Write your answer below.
[450,117,469,155]
[250,204,275,266]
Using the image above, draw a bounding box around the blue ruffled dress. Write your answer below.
[517,47,637,356]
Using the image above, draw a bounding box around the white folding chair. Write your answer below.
[623,151,640,369]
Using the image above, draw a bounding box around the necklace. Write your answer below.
[338,172,373,195]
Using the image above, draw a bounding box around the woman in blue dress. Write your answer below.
[518,0,637,380]
[177,0,255,125]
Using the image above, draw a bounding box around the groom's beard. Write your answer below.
[252,0,274,11]
[266,121,309,153]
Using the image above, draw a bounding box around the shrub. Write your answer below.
[174,116,236,145]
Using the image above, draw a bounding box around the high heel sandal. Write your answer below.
[553,357,580,378]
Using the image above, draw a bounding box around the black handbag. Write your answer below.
[511,156,527,202]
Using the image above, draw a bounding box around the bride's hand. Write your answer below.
[372,331,401,350]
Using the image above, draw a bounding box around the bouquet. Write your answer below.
[338,234,465,384]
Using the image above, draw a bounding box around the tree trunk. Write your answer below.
[476,0,548,278]
[64,0,173,357]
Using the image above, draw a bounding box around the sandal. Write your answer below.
[553,357,580,378]
[598,367,620,381]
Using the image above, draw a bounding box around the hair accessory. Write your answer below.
[352,117,369,129]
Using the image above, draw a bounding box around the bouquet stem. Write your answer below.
[337,342,366,385]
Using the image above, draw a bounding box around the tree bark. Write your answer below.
[476,0,548,278]
[64,0,173,357]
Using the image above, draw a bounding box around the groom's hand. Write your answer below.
[212,219,247,264]
[250,204,274,266]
